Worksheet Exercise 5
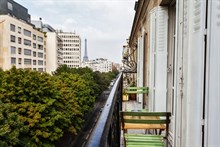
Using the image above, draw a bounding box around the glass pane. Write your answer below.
[10,46,16,54]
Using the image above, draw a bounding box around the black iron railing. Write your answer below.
[86,72,123,147]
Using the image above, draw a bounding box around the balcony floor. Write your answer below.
[122,100,143,111]
[121,100,147,147]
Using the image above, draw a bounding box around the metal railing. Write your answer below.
[86,72,123,147]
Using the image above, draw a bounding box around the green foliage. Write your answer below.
[52,65,72,75]
[0,66,118,146]
[54,73,95,130]
[0,103,25,146]
[0,68,3,87]
[0,67,66,146]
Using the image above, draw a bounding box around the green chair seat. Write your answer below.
[125,133,164,147]
[125,134,163,138]
[121,111,171,147]
[127,144,163,147]
[125,87,149,94]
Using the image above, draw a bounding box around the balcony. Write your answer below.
[86,73,170,147]
[86,73,123,147]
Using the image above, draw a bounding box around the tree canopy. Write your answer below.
[0,66,118,146]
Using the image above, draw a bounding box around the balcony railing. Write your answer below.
[86,72,123,147]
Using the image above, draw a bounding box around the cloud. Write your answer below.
[15,0,136,63]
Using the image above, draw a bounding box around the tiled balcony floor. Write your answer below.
[120,100,146,147]
[122,100,143,111]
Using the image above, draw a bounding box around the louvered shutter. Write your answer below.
[149,6,168,112]
[175,0,190,146]
[137,31,145,104]
[149,8,157,111]
[205,0,220,146]
[154,7,168,112]
[184,1,206,146]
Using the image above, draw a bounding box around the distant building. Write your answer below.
[0,1,46,72]
[57,30,81,68]
[82,58,112,73]
[0,0,80,73]
[32,20,63,74]
[112,63,122,72]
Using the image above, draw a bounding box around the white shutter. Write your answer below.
[137,36,141,88]
[184,1,206,146]
[149,6,168,112]
[149,8,157,111]
[138,31,145,104]
[154,7,168,112]
[137,35,144,104]
[205,0,220,146]
[176,0,190,146]
[137,37,141,87]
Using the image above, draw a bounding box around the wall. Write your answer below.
[46,32,58,74]
[0,15,46,71]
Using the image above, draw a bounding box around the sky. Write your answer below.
[15,0,136,64]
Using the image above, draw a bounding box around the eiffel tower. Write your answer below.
[83,38,89,62]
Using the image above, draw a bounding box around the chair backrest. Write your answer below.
[120,111,171,138]
[124,87,149,94]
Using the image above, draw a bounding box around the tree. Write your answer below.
[57,73,95,115]
[0,67,99,146]
[52,65,72,75]
[0,67,70,146]
[0,103,25,146]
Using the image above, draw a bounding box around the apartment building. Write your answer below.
[0,0,46,71]
[82,58,112,73]
[0,15,46,72]
[32,20,63,74]
[0,0,31,23]
[45,32,63,74]
[57,31,81,68]
[125,0,220,146]
[97,59,112,73]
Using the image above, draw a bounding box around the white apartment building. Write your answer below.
[82,58,112,73]
[57,31,81,68]
[45,32,63,74]
[32,20,63,74]
[0,15,46,72]
[127,0,220,146]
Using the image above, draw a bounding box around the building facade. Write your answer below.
[32,20,63,74]
[57,31,81,68]
[45,32,63,74]
[82,58,112,73]
[126,0,220,146]
[0,15,46,72]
